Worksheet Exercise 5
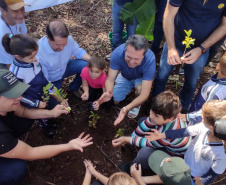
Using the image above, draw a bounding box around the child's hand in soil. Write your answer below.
[39,101,47,109]
[145,130,166,141]
[68,132,93,152]
[83,159,98,176]
[92,101,99,110]
[83,159,92,177]
[112,136,130,147]
[81,92,89,101]
[51,104,68,117]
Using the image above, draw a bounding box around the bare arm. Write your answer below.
[84,160,109,185]
[14,104,68,119]
[0,132,93,161]
[105,68,118,92]
[142,175,163,184]
[81,80,89,100]
[163,2,180,65]
[82,53,91,62]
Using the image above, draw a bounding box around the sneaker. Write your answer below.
[179,66,184,75]
[105,52,112,61]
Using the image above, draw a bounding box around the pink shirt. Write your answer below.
[80,67,107,89]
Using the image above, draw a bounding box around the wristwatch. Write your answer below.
[199,45,206,54]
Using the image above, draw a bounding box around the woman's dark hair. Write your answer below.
[46,20,69,41]
[88,55,105,70]
[151,91,182,120]
[2,34,38,58]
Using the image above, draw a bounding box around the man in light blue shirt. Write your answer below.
[37,20,91,107]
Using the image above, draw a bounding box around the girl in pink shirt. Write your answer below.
[80,56,107,110]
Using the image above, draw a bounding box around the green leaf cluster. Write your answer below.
[88,111,100,128]
[115,128,124,137]
[49,86,67,99]
[182,29,195,49]
[42,82,51,102]
[119,0,156,41]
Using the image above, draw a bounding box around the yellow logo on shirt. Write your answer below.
[218,3,224,9]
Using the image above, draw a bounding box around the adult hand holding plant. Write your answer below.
[50,104,69,117]
[68,132,93,152]
[181,29,196,64]
[167,47,181,65]
[182,47,202,64]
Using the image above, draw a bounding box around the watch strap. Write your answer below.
[199,45,206,54]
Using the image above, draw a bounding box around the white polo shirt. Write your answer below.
[0,18,27,65]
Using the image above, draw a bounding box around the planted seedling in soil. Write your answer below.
[181,29,196,64]
[88,111,100,128]
[115,128,124,137]
[168,75,183,89]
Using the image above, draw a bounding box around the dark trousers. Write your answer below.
[88,86,114,109]
[0,158,27,185]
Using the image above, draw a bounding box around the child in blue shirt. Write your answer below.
[2,33,69,138]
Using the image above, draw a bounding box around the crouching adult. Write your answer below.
[0,69,93,185]
[99,34,156,125]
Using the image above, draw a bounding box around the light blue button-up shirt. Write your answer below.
[37,35,87,82]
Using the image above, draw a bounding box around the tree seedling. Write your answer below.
[88,111,100,128]
[168,75,183,89]
[181,29,196,63]
[115,128,124,137]
[42,83,71,112]
[42,82,51,102]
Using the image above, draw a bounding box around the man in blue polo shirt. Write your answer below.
[99,34,156,125]
[152,0,226,112]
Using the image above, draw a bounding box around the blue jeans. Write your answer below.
[49,59,87,108]
[0,158,27,185]
[152,43,209,110]
[112,1,138,51]
[151,0,167,56]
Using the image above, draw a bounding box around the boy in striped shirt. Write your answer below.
[112,91,192,173]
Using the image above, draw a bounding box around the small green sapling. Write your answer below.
[115,128,124,137]
[42,83,71,112]
[88,111,100,128]
[181,29,196,62]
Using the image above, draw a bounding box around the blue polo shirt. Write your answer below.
[110,44,156,81]
[170,0,226,50]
